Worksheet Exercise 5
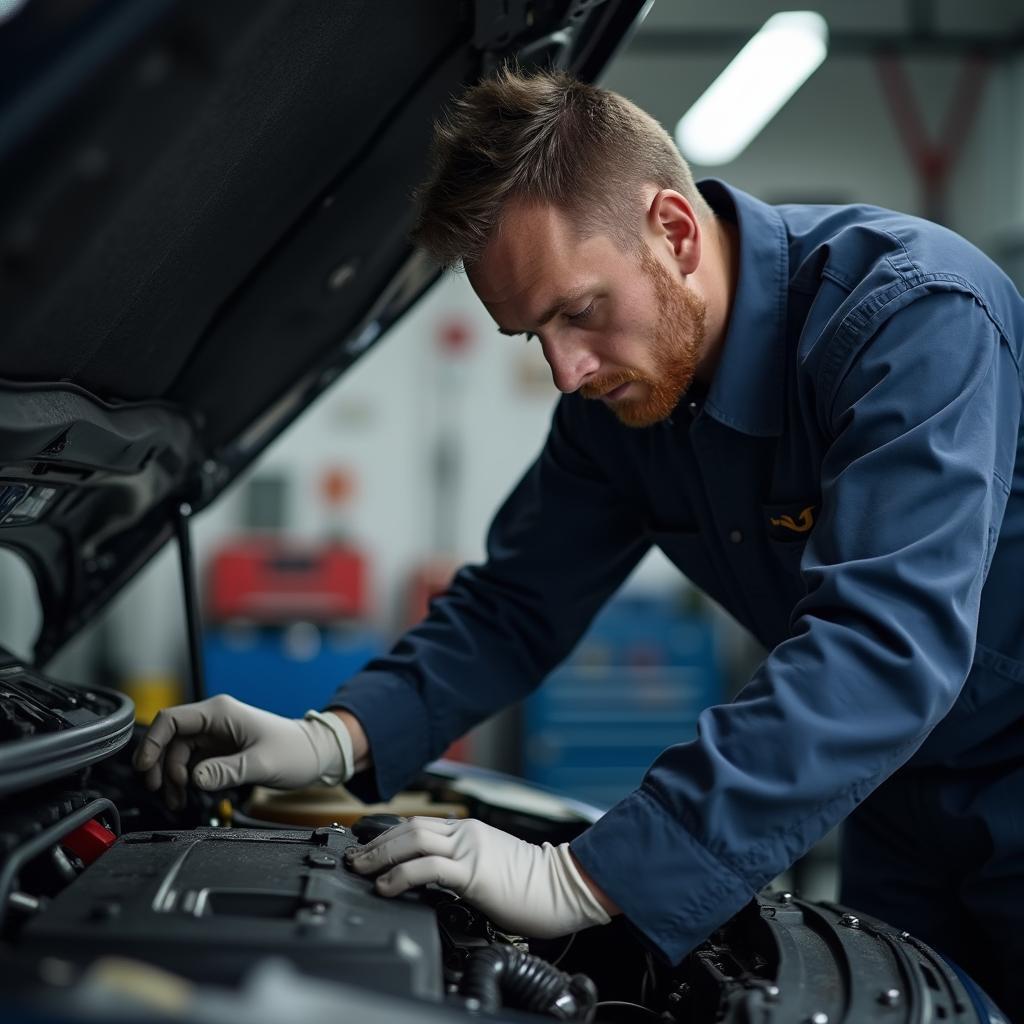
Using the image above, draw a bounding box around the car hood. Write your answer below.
[0,0,648,663]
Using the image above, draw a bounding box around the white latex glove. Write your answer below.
[132,694,354,809]
[345,816,611,939]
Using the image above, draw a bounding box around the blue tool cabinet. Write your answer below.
[203,625,382,719]
[523,596,722,809]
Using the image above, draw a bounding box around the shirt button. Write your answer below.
[688,401,699,417]
[729,529,744,544]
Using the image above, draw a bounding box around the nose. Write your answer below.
[541,334,600,394]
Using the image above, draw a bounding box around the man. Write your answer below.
[135,68,1024,1015]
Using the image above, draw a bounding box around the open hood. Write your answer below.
[0,0,649,664]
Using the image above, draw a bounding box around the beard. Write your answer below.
[579,246,707,428]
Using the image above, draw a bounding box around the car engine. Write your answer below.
[0,653,1007,1023]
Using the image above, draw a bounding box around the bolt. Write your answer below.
[310,902,327,914]
[879,989,901,1007]
[765,985,781,1002]
[810,1014,829,1024]
[899,931,911,941]
[839,913,860,929]
[667,992,683,1004]
[464,997,481,1012]
[779,891,793,904]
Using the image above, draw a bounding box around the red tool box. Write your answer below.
[207,539,368,623]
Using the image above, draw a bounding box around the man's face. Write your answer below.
[468,201,707,428]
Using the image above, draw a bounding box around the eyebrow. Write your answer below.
[496,285,593,337]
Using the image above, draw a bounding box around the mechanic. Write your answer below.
[135,68,1024,1017]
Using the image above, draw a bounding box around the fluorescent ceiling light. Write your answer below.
[675,11,828,166]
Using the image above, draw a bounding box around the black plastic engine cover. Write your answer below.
[18,825,443,1001]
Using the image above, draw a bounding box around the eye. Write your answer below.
[567,301,595,324]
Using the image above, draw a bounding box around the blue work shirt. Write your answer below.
[329,180,1024,964]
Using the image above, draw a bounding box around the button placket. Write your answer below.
[683,417,763,638]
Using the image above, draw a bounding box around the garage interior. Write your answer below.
[1,1,1022,1021]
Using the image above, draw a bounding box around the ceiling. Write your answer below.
[632,0,1024,55]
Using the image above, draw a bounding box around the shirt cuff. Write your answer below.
[569,786,756,964]
[324,669,433,802]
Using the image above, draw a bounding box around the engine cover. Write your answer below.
[18,825,442,1001]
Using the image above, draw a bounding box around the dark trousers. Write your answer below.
[840,757,1024,1022]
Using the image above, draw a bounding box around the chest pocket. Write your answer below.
[762,500,817,605]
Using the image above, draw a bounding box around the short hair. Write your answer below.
[411,65,714,271]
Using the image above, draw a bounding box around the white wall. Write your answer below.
[88,271,567,685]
[951,53,1024,277]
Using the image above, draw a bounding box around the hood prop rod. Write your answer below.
[175,502,206,703]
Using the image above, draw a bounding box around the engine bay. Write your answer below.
[0,656,1001,1023]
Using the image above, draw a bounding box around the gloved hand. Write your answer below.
[132,694,355,809]
[345,816,612,938]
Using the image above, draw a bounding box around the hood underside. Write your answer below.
[0,0,648,663]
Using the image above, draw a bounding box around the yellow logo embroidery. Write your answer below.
[769,506,815,533]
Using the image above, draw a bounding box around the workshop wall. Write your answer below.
[606,13,1024,265]
[951,53,1024,281]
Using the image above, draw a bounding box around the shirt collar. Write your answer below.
[691,178,789,438]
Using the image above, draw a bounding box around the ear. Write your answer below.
[647,190,701,276]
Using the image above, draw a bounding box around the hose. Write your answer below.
[458,944,598,1020]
